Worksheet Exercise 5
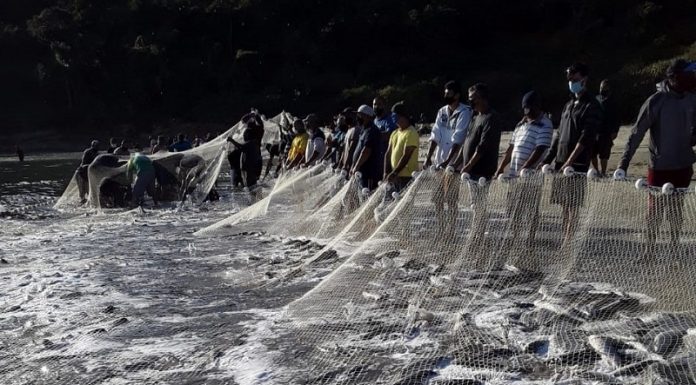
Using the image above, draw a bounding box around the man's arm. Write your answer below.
[389,146,417,179]
[542,131,559,167]
[521,146,549,170]
[495,144,514,177]
[351,147,372,173]
[619,97,654,171]
[383,146,393,178]
[442,109,472,168]
[439,143,462,168]
[424,140,438,169]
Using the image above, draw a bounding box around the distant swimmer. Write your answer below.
[75,140,100,204]
[16,146,24,162]
[126,153,158,207]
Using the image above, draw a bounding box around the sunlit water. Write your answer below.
[0,155,332,384]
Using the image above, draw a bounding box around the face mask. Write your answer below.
[373,107,385,116]
[568,80,584,94]
[443,96,455,105]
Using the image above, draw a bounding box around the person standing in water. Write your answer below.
[16,146,25,162]
[75,140,100,203]
[126,153,158,207]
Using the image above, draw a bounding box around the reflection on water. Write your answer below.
[0,154,80,217]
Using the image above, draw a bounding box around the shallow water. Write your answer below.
[3,156,696,385]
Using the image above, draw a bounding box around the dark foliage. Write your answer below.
[1,0,695,143]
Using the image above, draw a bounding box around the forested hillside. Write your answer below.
[1,0,695,150]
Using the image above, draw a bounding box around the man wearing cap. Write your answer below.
[591,79,620,177]
[618,58,696,258]
[496,90,553,249]
[350,105,381,191]
[285,119,309,169]
[74,139,101,203]
[384,102,419,193]
[301,114,326,167]
[542,62,602,246]
[425,80,473,231]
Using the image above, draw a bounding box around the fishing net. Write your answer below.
[201,168,696,384]
[53,114,285,211]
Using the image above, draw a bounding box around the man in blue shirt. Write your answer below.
[169,133,192,152]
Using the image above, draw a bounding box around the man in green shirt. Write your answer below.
[127,153,158,207]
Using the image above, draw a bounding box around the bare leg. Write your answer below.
[600,158,608,176]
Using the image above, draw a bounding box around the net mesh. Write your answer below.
[199,168,696,384]
[53,113,285,211]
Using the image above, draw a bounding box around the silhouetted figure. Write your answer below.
[16,146,24,162]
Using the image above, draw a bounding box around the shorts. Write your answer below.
[647,167,693,210]
[647,167,693,188]
[593,134,613,160]
[391,176,411,193]
[550,163,587,208]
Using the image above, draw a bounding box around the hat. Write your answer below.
[357,104,375,117]
[391,101,410,119]
[667,59,692,76]
[522,91,542,109]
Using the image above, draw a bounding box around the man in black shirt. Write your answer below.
[75,140,100,203]
[351,105,381,191]
[542,62,602,245]
[592,79,620,176]
[454,83,502,260]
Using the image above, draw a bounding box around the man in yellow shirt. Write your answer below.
[285,119,309,169]
[384,101,419,192]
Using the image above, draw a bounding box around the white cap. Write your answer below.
[357,104,375,117]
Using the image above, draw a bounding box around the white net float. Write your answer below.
[355,171,363,179]
[587,168,599,179]
[478,177,487,187]
[662,182,674,195]
[460,172,471,181]
[340,169,348,177]
[445,165,456,174]
[391,191,400,200]
[613,168,626,180]
[520,168,532,178]
[563,166,575,177]
[635,178,648,190]
[541,164,553,174]
[411,171,420,178]
[361,187,370,196]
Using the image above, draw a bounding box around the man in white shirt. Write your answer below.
[495,90,553,249]
[424,80,472,233]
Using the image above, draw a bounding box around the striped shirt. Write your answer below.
[509,116,553,174]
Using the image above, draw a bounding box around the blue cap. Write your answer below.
[686,61,696,72]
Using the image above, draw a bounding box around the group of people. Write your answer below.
[265,59,696,258]
[70,58,696,258]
